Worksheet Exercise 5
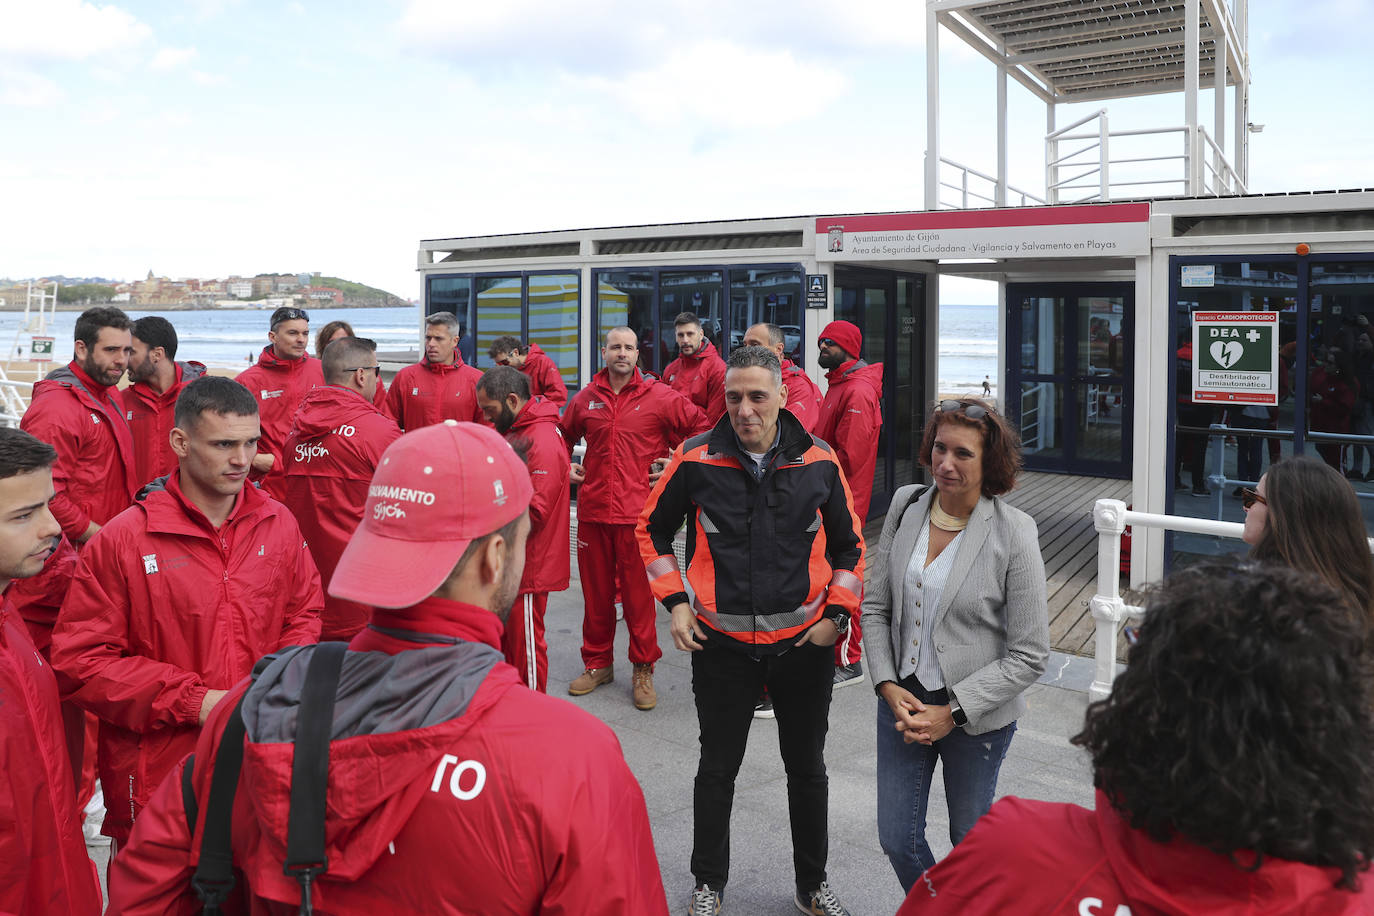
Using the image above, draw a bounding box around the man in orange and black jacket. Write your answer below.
[637,345,865,916]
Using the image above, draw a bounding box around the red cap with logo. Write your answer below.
[330,420,533,609]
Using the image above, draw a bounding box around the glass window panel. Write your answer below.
[527,273,579,387]
[1077,382,1126,464]
[658,270,723,372]
[594,270,653,374]
[728,268,804,364]
[474,276,522,368]
[1079,297,1127,376]
[1018,381,1065,459]
[1019,297,1064,375]
[427,276,473,363]
[1308,262,1374,489]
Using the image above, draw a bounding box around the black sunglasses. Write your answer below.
[271,307,309,329]
[819,338,838,348]
[1241,487,1267,509]
[346,366,382,376]
[938,399,990,421]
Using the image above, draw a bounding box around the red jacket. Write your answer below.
[521,342,569,406]
[782,358,824,432]
[815,358,884,520]
[662,339,726,422]
[235,348,325,499]
[899,792,1374,915]
[506,396,571,594]
[21,361,137,540]
[281,386,401,639]
[0,596,103,915]
[107,598,669,916]
[9,535,78,652]
[559,369,708,525]
[51,473,323,843]
[120,361,209,490]
[385,356,484,431]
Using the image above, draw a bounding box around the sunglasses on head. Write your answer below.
[1241,487,1267,509]
[271,308,309,329]
[938,399,989,421]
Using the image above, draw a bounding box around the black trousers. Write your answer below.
[690,640,834,893]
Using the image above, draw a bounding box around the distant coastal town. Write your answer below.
[0,271,412,311]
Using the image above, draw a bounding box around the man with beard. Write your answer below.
[21,306,137,547]
[743,322,823,432]
[476,366,570,692]
[814,320,883,688]
[488,334,570,407]
[236,307,325,499]
[108,422,669,915]
[281,336,401,639]
[121,316,207,490]
[52,376,323,847]
[0,428,103,915]
[560,327,707,710]
[386,311,485,430]
[662,311,727,421]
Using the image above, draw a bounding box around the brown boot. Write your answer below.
[569,666,613,696]
[631,663,657,710]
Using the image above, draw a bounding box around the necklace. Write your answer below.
[931,497,971,532]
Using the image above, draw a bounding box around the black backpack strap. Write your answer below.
[181,754,199,837]
[895,484,932,530]
[283,641,348,915]
[191,693,250,915]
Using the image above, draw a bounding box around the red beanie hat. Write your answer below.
[818,320,863,360]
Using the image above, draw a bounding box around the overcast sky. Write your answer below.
[2,0,1370,305]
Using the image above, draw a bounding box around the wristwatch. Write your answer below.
[823,608,850,634]
[949,698,968,728]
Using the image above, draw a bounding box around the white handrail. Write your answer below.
[1090,496,1374,703]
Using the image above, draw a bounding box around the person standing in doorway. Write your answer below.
[663,311,727,422]
[815,320,882,687]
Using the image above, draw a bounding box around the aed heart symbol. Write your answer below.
[1210,340,1243,369]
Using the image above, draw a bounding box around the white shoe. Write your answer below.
[83,783,110,846]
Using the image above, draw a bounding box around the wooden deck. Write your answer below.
[864,471,1131,658]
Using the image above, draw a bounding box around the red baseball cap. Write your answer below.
[329,420,533,609]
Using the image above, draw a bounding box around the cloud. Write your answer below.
[570,41,847,130]
[0,68,63,106]
[149,46,197,71]
[0,0,152,61]
[191,70,229,87]
[394,0,924,76]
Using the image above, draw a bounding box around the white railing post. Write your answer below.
[1099,111,1110,200]
[1089,499,1130,702]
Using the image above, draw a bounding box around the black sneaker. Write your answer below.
[832,661,864,689]
[754,693,774,719]
[795,882,852,916]
[1191,487,1210,498]
[688,883,722,916]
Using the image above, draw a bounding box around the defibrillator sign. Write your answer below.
[30,336,54,363]
[1191,311,1279,405]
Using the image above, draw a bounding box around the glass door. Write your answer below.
[835,267,926,518]
[1008,283,1133,477]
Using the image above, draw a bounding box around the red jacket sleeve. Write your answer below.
[535,359,569,407]
[663,388,710,442]
[538,730,670,915]
[832,389,881,491]
[704,359,726,423]
[385,372,408,429]
[524,429,565,532]
[20,400,92,539]
[51,534,208,731]
[277,515,325,649]
[558,399,585,458]
[105,755,199,916]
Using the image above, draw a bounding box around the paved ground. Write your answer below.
[90,581,1103,915]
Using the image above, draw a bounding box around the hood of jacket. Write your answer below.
[253,346,315,374]
[680,338,721,365]
[289,385,381,441]
[1094,792,1359,914]
[824,357,883,395]
[421,351,470,374]
[508,394,561,434]
[34,361,115,407]
[236,609,516,882]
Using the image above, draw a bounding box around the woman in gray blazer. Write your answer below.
[861,398,1049,892]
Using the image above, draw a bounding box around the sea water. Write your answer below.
[0,302,999,389]
[0,306,422,369]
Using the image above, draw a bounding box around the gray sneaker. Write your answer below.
[688,883,722,915]
[795,882,852,916]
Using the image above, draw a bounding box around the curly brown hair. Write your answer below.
[917,398,1022,497]
[1075,559,1374,888]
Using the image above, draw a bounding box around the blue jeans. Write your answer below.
[875,696,1016,892]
